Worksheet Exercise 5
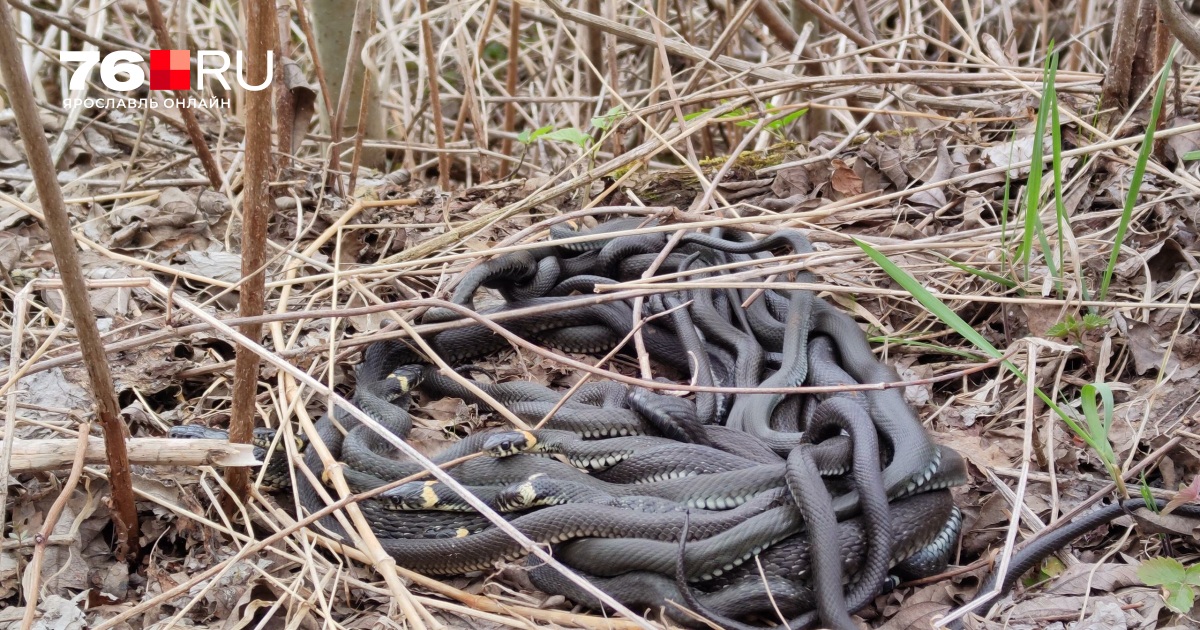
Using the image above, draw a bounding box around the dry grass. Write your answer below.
[2,0,1200,628]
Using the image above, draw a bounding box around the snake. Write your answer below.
[526,489,962,627]
[167,219,982,625]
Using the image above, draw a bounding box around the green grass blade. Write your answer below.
[1019,55,1055,280]
[858,239,1125,490]
[867,335,990,360]
[1048,52,1066,297]
[1100,47,1178,300]
[936,255,1018,289]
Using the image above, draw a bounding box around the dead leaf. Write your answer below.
[0,203,28,230]
[984,134,1045,177]
[0,126,24,165]
[772,165,812,198]
[862,136,908,188]
[1164,117,1200,165]
[1043,562,1140,595]
[27,594,87,630]
[909,143,952,208]
[173,250,242,283]
[877,601,949,629]
[830,159,864,196]
[981,32,1015,66]
[1020,302,1064,337]
[0,231,26,271]
[1148,238,1196,282]
[1131,505,1200,537]
[280,56,317,156]
[1124,321,1172,375]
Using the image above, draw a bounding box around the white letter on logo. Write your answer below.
[60,50,100,90]
[235,50,273,91]
[100,51,145,91]
[197,51,231,91]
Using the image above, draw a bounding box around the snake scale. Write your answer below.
[168,218,1180,629]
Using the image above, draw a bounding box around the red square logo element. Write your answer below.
[148,49,190,90]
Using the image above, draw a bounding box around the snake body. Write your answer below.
[172,220,979,627]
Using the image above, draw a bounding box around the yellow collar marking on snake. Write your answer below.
[387,372,411,392]
[420,480,440,509]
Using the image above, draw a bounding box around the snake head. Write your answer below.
[482,430,537,457]
[380,480,442,510]
[252,426,278,446]
[385,364,427,395]
[492,475,546,512]
[168,425,229,440]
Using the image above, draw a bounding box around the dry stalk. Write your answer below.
[8,438,255,473]
[143,0,224,189]
[226,0,277,501]
[498,0,521,177]
[418,0,450,188]
[19,422,91,630]
[0,285,31,556]
[0,0,139,557]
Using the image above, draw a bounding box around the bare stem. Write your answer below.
[143,0,224,190]
[226,0,277,500]
[0,0,139,558]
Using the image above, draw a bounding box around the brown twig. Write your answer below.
[274,2,295,172]
[418,0,450,189]
[143,0,224,190]
[19,422,91,630]
[498,2,521,178]
[226,0,277,502]
[0,1,139,558]
[1157,0,1200,59]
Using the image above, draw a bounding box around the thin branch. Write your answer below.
[143,0,224,190]
[0,0,139,558]
[225,0,277,501]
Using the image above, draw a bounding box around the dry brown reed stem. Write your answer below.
[450,0,500,142]
[19,422,90,630]
[1104,0,1141,112]
[418,0,450,188]
[1158,0,1200,59]
[498,1,520,177]
[0,1,139,557]
[273,5,295,169]
[348,75,372,192]
[752,0,800,50]
[143,0,223,189]
[0,286,31,563]
[226,0,277,502]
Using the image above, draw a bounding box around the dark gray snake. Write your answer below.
[174,218,1136,628]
